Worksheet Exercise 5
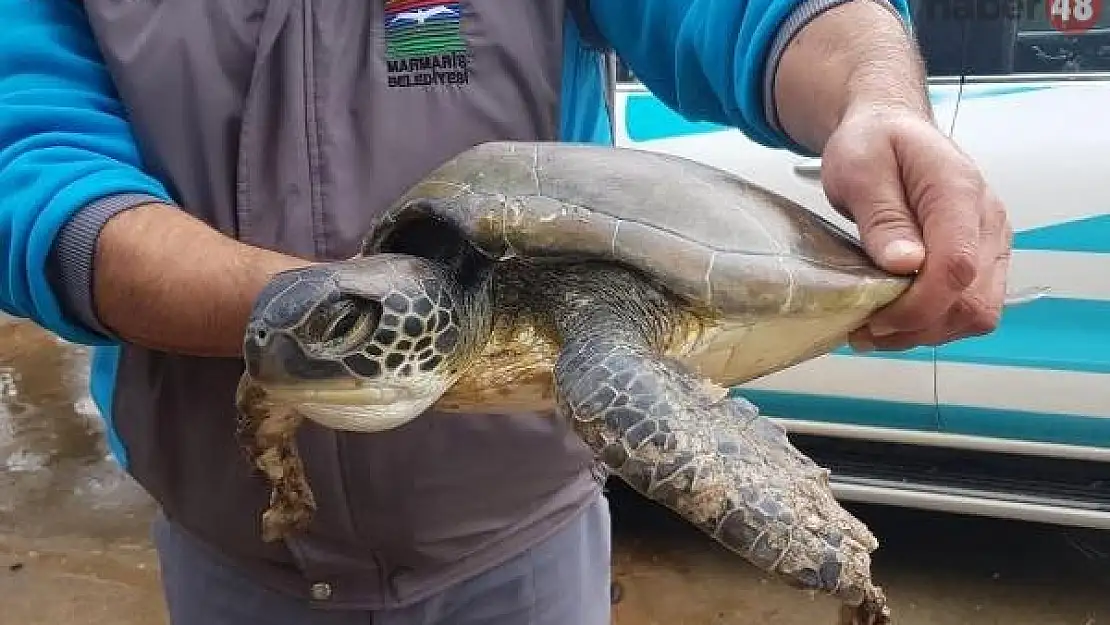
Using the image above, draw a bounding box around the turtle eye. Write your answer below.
[307,298,381,354]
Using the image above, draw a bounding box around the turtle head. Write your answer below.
[240,254,489,433]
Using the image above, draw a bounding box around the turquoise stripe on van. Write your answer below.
[732,388,1110,449]
[937,403,1110,449]
[1014,214,1110,254]
[960,84,1052,100]
[731,388,937,430]
[822,296,1108,374]
[833,297,1109,374]
[934,297,1110,374]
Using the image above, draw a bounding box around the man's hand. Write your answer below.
[772,0,1012,352]
[821,105,1013,351]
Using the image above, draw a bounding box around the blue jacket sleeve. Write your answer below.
[589,0,913,154]
[0,0,173,345]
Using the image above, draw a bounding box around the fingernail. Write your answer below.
[882,239,924,263]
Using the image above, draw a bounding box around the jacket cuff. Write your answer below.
[762,0,909,146]
[47,193,165,339]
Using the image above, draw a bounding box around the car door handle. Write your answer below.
[1004,286,1052,306]
[794,159,822,179]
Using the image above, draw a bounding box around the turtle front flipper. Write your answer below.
[540,263,891,623]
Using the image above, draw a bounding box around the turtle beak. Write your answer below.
[243,323,348,384]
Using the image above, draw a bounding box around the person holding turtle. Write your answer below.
[0,1,1011,624]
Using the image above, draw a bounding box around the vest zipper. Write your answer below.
[302,0,328,259]
[301,1,394,601]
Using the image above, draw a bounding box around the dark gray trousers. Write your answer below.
[152,493,612,625]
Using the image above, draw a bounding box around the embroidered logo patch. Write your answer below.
[383,0,470,88]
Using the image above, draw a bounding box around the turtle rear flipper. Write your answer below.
[541,263,890,620]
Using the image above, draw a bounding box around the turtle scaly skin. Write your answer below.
[521,262,892,623]
[236,141,911,624]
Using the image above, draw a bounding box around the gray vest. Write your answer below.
[80,0,611,608]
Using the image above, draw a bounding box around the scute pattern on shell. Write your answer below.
[363,141,908,319]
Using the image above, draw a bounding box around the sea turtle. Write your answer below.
[235,141,911,624]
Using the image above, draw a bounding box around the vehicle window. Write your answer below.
[1013,0,1110,72]
[908,0,969,76]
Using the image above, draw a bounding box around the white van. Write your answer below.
[611,0,1110,529]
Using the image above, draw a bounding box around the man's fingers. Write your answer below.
[861,127,984,336]
[855,204,927,276]
[851,303,992,350]
[957,196,1011,338]
[821,107,1013,354]
[823,110,1011,351]
[849,234,1010,351]
[821,122,926,277]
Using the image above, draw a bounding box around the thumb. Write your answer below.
[853,204,926,275]
[821,131,926,276]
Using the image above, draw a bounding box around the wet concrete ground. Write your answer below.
[2,317,1109,625]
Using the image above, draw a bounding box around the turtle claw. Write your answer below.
[838,590,893,625]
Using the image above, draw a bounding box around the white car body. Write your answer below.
[610,0,1110,529]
